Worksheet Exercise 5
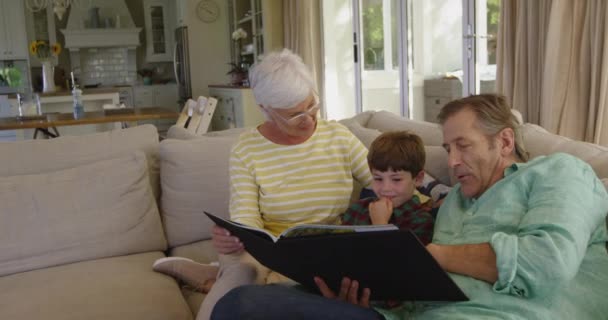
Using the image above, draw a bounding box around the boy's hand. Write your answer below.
[369,197,393,225]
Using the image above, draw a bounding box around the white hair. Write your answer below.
[248,48,315,109]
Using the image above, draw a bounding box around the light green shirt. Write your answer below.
[379,153,608,320]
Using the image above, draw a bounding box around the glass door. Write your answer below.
[465,0,499,95]
[355,0,405,116]
[322,0,499,121]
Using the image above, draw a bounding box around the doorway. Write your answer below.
[322,0,500,122]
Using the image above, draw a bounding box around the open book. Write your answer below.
[204,211,468,301]
[204,212,398,242]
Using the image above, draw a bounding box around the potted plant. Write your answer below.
[227,62,248,86]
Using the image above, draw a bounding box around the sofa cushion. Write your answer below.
[522,123,608,179]
[364,110,445,146]
[339,117,382,147]
[160,134,239,247]
[0,124,161,199]
[0,151,166,277]
[0,252,192,320]
[340,116,452,185]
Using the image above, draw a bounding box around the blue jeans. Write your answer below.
[211,284,385,320]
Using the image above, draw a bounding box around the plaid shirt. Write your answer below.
[340,193,435,245]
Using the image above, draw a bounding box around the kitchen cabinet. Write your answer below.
[143,0,175,62]
[230,0,283,66]
[134,84,179,108]
[134,84,179,134]
[0,0,28,60]
[209,85,265,131]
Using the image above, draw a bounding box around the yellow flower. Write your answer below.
[29,40,61,60]
[29,41,38,55]
[51,43,62,56]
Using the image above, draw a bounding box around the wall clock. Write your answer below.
[196,0,220,23]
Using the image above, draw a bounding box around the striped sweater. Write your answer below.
[229,119,372,236]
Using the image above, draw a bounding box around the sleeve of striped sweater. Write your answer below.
[228,148,264,229]
[348,133,372,188]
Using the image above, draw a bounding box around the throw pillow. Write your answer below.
[0,151,166,277]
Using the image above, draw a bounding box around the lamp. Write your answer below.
[25,0,92,21]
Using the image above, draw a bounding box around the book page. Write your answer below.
[279,224,398,239]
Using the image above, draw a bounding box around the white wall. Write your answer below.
[178,0,231,98]
[421,0,462,77]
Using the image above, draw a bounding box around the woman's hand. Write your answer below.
[314,276,371,308]
[211,225,244,254]
[369,197,393,225]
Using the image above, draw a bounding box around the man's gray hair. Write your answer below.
[249,48,315,109]
[438,94,529,162]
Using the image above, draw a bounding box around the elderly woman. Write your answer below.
[153,49,372,320]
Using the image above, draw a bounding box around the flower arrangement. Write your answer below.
[231,28,248,41]
[29,41,62,60]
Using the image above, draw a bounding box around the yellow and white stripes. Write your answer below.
[229,120,372,236]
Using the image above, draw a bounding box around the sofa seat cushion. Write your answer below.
[0,151,166,277]
[0,252,192,320]
[169,240,218,317]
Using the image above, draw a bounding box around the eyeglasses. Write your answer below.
[268,97,321,125]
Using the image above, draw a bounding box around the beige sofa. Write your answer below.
[1,110,606,319]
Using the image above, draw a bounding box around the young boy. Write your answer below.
[341,131,435,245]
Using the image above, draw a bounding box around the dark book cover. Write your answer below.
[204,211,468,301]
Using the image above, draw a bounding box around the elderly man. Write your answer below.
[210,94,608,320]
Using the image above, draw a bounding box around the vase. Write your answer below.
[41,60,56,93]
[230,72,247,86]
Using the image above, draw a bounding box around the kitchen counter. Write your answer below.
[7,87,121,99]
[38,87,121,97]
[208,84,251,89]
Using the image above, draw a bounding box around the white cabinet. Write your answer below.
[134,84,179,135]
[134,84,179,108]
[143,0,174,62]
[209,86,265,130]
[0,0,28,60]
[230,0,283,66]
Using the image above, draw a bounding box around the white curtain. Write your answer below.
[497,0,608,145]
[283,0,324,97]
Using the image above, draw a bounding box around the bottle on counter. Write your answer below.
[72,87,85,119]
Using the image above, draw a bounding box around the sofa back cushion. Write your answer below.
[363,110,445,146]
[0,124,161,199]
[0,151,167,277]
[339,116,452,185]
[522,124,608,179]
[160,132,241,247]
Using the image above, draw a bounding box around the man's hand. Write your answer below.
[211,225,244,254]
[369,197,393,225]
[314,276,371,308]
